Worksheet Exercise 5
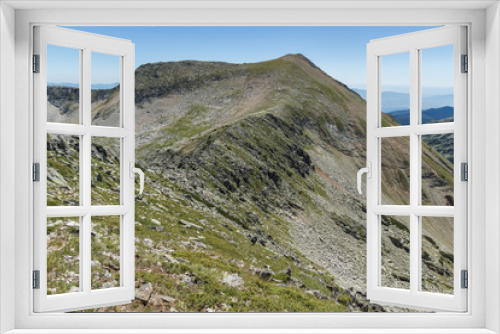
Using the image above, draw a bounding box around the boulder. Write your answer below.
[135,282,153,305]
[281,267,292,276]
[306,289,328,300]
[68,286,80,293]
[161,295,176,303]
[221,273,244,288]
[179,219,204,231]
[253,267,275,280]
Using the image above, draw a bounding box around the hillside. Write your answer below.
[46,54,455,312]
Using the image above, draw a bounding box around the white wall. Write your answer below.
[0,2,16,333]
[486,2,500,333]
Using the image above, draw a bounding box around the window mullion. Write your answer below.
[82,48,92,294]
[409,47,421,294]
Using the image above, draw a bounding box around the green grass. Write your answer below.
[439,251,454,263]
[423,235,438,248]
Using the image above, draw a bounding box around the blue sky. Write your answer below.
[48,26,453,93]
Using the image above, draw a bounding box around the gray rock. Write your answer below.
[68,286,80,293]
[192,241,209,249]
[163,254,179,263]
[151,219,161,226]
[135,282,153,305]
[281,267,292,276]
[179,219,204,231]
[149,225,164,232]
[307,290,328,300]
[221,273,244,288]
[290,277,305,288]
[90,260,101,268]
[161,295,176,303]
[328,285,341,295]
[253,267,275,280]
[143,238,154,248]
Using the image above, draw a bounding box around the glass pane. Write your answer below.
[47,134,80,206]
[420,45,454,124]
[380,52,410,127]
[91,216,121,290]
[381,137,410,205]
[91,52,121,127]
[91,137,121,206]
[422,134,454,206]
[421,217,454,294]
[47,45,80,124]
[47,217,80,295]
[381,215,410,289]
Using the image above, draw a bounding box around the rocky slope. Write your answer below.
[46,54,455,312]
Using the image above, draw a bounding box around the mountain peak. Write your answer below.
[279,53,320,70]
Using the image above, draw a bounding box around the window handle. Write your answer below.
[129,162,144,195]
[357,162,372,195]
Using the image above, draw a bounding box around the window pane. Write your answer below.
[47,217,80,295]
[421,217,454,294]
[47,134,80,206]
[420,45,454,124]
[381,137,410,205]
[91,52,121,127]
[422,134,454,206]
[91,216,121,290]
[91,137,121,206]
[380,52,410,127]
[381,215,410,290]
[47,45,80,124]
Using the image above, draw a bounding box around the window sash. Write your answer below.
[366,26,468,312]
[32,25,136,313]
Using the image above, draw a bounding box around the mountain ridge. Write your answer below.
[46,54,456,312]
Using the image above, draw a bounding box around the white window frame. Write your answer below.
[365,26,467,312]
[33,26,136,313]
[1,2,499,333]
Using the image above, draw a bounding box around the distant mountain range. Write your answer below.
[48,82,120,90]
[352,88,453,112]
[388,106,454,126]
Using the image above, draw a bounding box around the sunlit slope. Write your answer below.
[46,54,455,312]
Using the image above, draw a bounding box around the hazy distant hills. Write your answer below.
[388,106,454,126]
[353,88,454,112]
[48,82,119,90]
